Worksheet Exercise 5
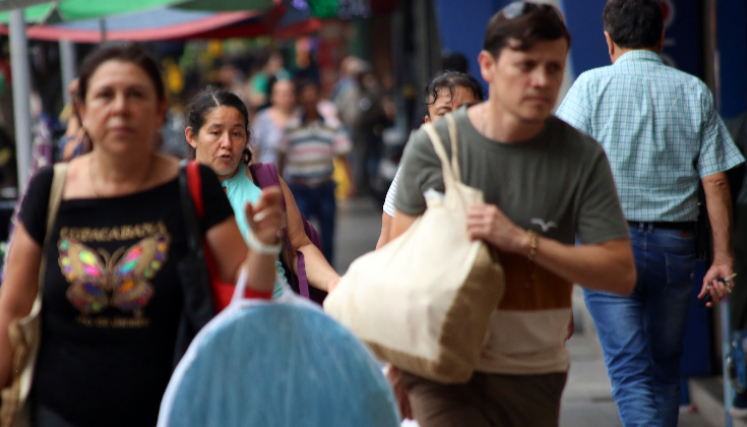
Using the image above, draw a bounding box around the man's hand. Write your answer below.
[701,172,735,306]
[467,204,529,254]
[385,364,413,420]
[698,261,734,307]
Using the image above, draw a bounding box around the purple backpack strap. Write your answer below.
[249,163,285,210]
[249,163,315,299]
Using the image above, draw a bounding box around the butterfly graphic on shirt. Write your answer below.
[58,233,170,316]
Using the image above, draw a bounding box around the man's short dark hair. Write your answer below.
[484,2,571,58]
[602,0,663,49]
[425,71,484,117]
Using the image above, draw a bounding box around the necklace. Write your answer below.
[89,154,155,198]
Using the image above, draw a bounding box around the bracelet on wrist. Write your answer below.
[527,230,538,262]
[245,229,282,255]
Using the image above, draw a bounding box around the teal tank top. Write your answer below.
[221,163,288,298]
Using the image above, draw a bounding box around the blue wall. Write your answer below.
[561,0,609,76]
[432,0,507,93]
[433,0,716,100]
[718,0,747,119]
[562,0,701,77]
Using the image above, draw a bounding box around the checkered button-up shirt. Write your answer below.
[556,51,744,222]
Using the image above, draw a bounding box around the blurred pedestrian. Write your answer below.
[556,1,744,425]
[279,80,355,266]
[0,42,282,427]
[441,51,470,75]
[185,88,340,298]
[336,62,389,196]
[388,3,635,426]
[58,79,90,162]
[332,56,362,103]
[376,71,483,249]
[251,78,300,166]
[248,51,290,109]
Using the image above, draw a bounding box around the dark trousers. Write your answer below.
[401,371,567,427]
[288,182,336,266]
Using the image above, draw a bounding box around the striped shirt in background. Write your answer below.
[556,51,744,222]
[382,170,400,217]
[279,116,351,187]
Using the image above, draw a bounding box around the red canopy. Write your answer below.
[0,2,320,42]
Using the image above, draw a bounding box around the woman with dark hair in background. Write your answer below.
[0,43,283,427]
[376,71,484,249]
[185,89,340,299]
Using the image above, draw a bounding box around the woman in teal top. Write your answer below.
[221,162,289,297]
[184,90,340,298]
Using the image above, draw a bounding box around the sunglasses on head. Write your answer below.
[501,1,563,23]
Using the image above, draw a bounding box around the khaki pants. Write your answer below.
[401,371,567,427]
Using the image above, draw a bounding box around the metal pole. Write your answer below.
[99,18,107,43]
[9,9,32,193]
[59,40,76,106]
[722,299,734,427]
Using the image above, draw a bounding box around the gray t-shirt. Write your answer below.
[395,106,629,246]
[395,106,629,374]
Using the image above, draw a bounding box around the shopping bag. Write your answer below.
[324,114,505,384]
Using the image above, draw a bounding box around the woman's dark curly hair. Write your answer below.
[185,89,252,164]
[424,71,484,117]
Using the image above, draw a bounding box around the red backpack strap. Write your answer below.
[185,161,271,309]
[186,161,204,218]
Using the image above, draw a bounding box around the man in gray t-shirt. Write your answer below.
[396,108,628,247]
[386,3,635,427]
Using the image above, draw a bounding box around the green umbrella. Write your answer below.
[0,0,273,24]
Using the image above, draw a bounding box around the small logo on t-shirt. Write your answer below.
[531,219,557,232]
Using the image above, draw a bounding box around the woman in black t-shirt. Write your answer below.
[0,44,284,427]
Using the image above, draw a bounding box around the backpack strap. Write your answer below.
[186,161,204,218]
[181,160,272,306]
[179,161,202,255]
[249,162,315,300]
[249,163,287,210]
[36,163,67,296]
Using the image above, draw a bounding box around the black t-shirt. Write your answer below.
[20,164,233,427]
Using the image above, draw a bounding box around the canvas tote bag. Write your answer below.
[1,163,67,427]
[324,114,505,384]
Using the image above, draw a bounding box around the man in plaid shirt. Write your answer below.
[557,0,744,426]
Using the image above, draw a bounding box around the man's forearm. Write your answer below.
[703,173,734,264]
[522,236,636,295]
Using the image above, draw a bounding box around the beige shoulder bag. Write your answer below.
[1,163,67,427]
[324,114,505,384]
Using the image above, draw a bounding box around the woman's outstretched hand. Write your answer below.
[245,186,284,247]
